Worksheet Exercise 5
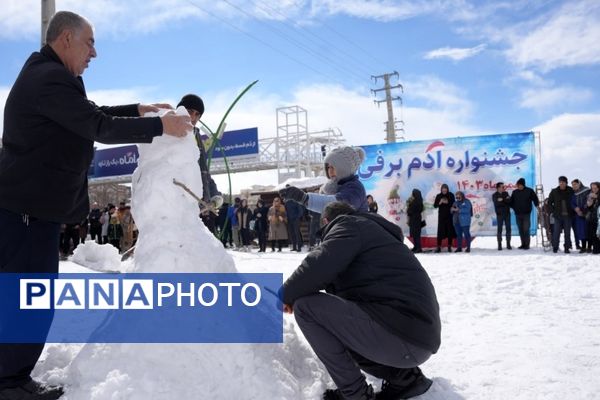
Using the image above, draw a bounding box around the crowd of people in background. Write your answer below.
[67,175,600,258]
[384,176,600,255]
[59,201,137,259]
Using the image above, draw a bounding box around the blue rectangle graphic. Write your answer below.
[90,145,139,178]
[211,127,259,159]
[0,273,283,343]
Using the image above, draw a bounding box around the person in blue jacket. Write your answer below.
[279,146,368,213]
[450,191,473,253]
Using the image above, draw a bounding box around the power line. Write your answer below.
[317,17,392,72]
[185,0,347,86]
[219,0,368,83]
[251,0,378,78]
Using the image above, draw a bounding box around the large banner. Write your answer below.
[90,145,139,179]
[358,132,537,238]
[89,127,259,179]
[210,127,259,161]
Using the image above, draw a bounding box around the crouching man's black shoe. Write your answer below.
[323,384,374,400]
[0,381,64,400]
[375,368,432,400]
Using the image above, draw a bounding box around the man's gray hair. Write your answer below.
[46,11,90,43]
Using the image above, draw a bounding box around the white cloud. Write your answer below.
[87,87,167,107]
[533,113,600,190]
[519,86,594,112]
[424,44,486,61]
[0,0,494,40]
[0,0,310,40]
[0,0,40,39]
[309,0,492,23]
[405,75,474,120]
[310,0,438,22]
[505,0,600,72]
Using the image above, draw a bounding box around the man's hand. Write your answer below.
[138,103,173,116]
[161,112,192,137]
[283,304,294,314]
[279,186,308,205]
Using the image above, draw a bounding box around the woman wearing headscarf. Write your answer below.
[433,183,455,252]
[406,188,424,253]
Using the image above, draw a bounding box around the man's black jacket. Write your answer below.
[510,187,539,215]
[492,191,511,215]
[547,186,575,218]
[282,212,441,353]
[0,45,163,223]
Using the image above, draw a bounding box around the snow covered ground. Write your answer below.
[32,236,600,400]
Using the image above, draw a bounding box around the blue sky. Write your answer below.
[1,0,600,192]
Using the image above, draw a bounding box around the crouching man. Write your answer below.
[280,202,441,400]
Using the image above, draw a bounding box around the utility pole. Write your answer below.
[41,0,56,47]
[371,71,404,143]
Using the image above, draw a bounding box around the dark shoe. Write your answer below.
[518,245,524,249]
[565,249,570,254]
[323,384,374,400]
[434,247,441,253]
[522,245,530,250]
[497,243,502,251]
[507,243,512,250]
[447,247,452,252]
[0,381,64,400]
[277,249,282,252]
[455,248,462,253]
[376,371,432,400]
[579,248,587,254]
[465,248,471,253]
[322,388,343,400]
[553,248,558,253]
[413,248,423,253]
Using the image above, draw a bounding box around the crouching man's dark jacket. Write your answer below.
[0,45,163,224]
[282,212,441,353]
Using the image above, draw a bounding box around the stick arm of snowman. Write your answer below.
[172,178,223,214]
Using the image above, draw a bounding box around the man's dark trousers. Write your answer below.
[89,224,102,244]
[294,293,431,400]
[287,218,302,250]
[515,213,531,248]
[0,208,60,389]
[496,213,511,244]
[553,216,572,251]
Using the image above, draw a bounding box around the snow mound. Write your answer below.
[71,241,123,273]
[49,107,329,399]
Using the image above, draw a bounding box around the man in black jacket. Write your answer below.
[0,11,191,399]
[492,182,512,250]
[509,178,540,250]
[547,176,575,253]
[281,202,440,400]
[177,94,222,234]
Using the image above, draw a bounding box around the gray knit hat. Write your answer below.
[324,146,366,179]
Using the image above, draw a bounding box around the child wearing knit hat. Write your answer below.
[280,146,368,214]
